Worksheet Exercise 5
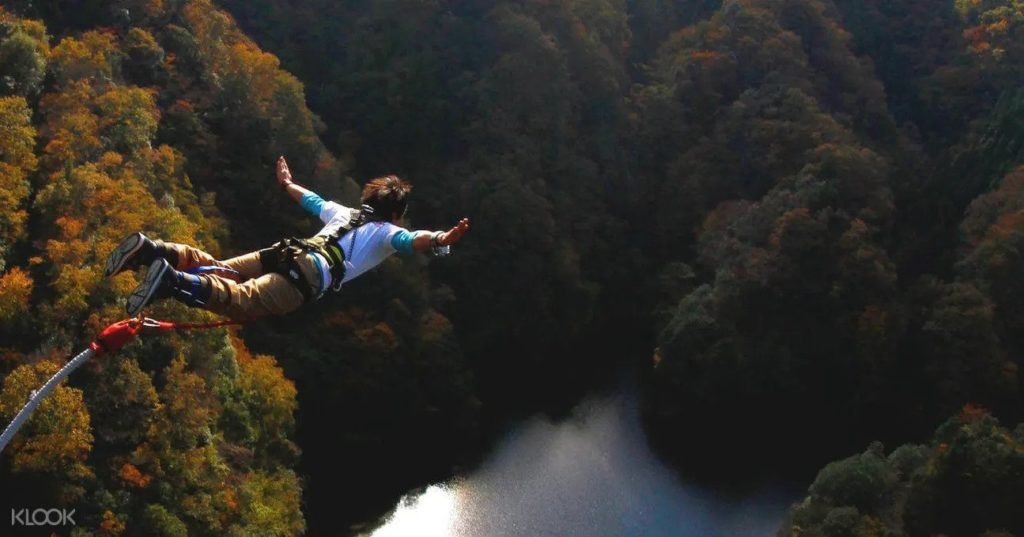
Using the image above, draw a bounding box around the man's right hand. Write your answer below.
[276,156,294,188]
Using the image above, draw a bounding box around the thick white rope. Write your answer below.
[0,346,97,454]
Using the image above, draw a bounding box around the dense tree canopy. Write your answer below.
[2,0,1024,533]
[780,407,1024,536]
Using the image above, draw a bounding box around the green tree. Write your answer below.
[0,15,49,96]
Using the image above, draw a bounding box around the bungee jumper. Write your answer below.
[106,156,471,318]
[1,158,469,455]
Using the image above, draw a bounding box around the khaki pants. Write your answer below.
[164,242,323,319]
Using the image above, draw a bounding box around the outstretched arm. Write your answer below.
[411,218,471,253]
[390,218,471,255]
[277,156,327,216]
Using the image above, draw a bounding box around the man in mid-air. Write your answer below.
[105,156,470,319]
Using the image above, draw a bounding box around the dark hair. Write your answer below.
[361,175,412,220]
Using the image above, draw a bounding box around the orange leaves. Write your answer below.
[98,510,126,537]
[38,80,101,169]
[987,17,1011,35]
[987,210,1024,241]
[45,212,101,315]
[963,25,990,52]
[0,267,33,322]
[956,1,1023,61]
[770,207,813,247]
[31,152,203,319]
[690,49,725,63]
[355,322,400,353]
[119,462,154,488]
[321,309,401,352]
[958,402,990,423]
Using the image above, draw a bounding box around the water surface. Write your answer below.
[368,391,797,537]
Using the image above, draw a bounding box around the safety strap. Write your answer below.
[141,317,253,332]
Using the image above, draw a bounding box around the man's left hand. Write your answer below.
[439,218,471,246]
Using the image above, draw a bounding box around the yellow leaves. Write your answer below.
[49,30,119,87]
[228,336,298,466]
[0,267,33,322]
[0,357,93,479]
[234,338,298,436]
[17,18,50,47]
[0,96,38,171]
[162,357,218,443]
[0,164,30,247]
[0,96,37,247]
[95,86,161,153]
[237,470,306,537]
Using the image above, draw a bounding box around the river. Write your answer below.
[365,390,800,537]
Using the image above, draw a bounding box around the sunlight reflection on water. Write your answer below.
[367,392,795,537]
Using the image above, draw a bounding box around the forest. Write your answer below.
[0,0,1022,535]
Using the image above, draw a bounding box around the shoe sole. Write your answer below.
[105,232,145,277]
[127,259,170,316]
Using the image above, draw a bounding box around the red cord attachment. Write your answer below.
[89,318,144,354]
[88,316,254,356]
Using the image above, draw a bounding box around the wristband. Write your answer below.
[430,231,443,248]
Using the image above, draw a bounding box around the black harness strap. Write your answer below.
[261,206,378,302]
[258,241,316,302]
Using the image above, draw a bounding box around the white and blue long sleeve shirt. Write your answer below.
[301,192,420,291]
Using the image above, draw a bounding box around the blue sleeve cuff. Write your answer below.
[390,229,418,255]
[300,191,326,217]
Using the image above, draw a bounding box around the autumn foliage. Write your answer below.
[2,0,1024,533]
